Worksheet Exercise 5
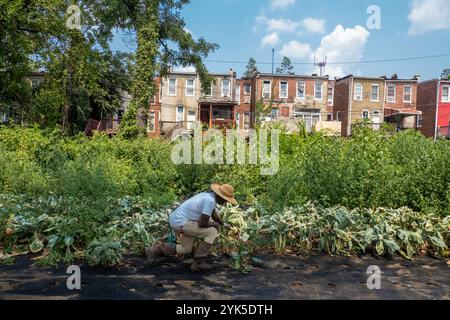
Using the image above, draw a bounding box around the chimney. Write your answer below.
[391,73,398,80]
[413,74,421,81]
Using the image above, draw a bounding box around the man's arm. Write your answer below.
[211,210,224,226]
[199,214,219,229]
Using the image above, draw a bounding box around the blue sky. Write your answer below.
[110,0,450,80]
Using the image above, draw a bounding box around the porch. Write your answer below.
[384,107,422,131]
[199,103,236,130]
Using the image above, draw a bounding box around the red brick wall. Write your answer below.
[333,78,350,136]
[417,80,437,138]
[385,81,417,109]
[437,81,450,128]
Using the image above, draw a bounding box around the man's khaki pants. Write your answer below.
[173,220,218,255]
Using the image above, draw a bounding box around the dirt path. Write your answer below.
[0,253,448,300]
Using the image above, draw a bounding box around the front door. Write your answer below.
[372,110,381,131]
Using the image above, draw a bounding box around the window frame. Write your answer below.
[442,85,450,103]
[387,83,396,102]
[168,77,177,96]
[370,84,380,102]
[244,84,251,95]
[279,81,288,99]
[362,109,370,120]
[235,85,241,103]
[403,85,412,103]
[314,81,323,100]
[416,114,423,128]
[221,79,231,97]
[176,105,184,122]
[296,81,305,99]
[327,87,334,105]
[354,83,363,101]
[185,78,195,97]
[262,80,272,99]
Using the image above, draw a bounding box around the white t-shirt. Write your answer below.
[169,192,216,228]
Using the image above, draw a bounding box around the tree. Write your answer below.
[243,57,257,78]
[441,69,450,80]
[276,56,294,74]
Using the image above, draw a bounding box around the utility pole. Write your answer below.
[272,48,275,74]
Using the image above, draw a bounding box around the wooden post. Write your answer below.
[209,104,213,128]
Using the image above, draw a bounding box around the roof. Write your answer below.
[257,73,328,80]
[336,74,386,82]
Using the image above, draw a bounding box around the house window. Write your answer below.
[354,83,363,101]
[387,84,396,102]
[327,113,333,121]
[271,108,278,120]
[314,82,323,100]
[244,84,251,94]
[221,79,231,97]
[442,85,449,102]
[203,84,213,97]
[294,108,321,132]
[297,81,305,99]
[186,79,195,96]
[362,110,370,120]
[168,78,177,96]
[416,114,423,128]
[262,80,271,98]
[176,105,184,122]
[336,111,341,121]
[327,87,334,105]
[404,85,412,103]
[371,84,379,101]
[236,112,240,129]
[235,85,240,103]
[280,81,288,99]
[244,112,251,129]
[148,111,156,132]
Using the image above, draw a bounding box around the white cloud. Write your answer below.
[261,32,280,47]
[267,18,299,32]
[301,18,326,34]
[311,25,370,78]
[271,0,296,10]
[408,0,450,35]
[280,41,313,59]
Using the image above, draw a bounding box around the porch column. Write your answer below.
[209,104,212,128]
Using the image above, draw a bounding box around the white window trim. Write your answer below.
[168,77,177,96]
[235,85,241,102]
[244,84,251,95]
[387,84,396,102]
[403,85,412,103]
[327,87,334,105]
[221,79,231,97]
[279,81,288,99]
[296,81,305,100]
[204,84,213,97]
[354,83,363,101]
[442,85,450,103]
[262,80,272,99]
[314,82,323,101]
[327,112,333,121]
[370,84,380,102]
[185,78,195,97]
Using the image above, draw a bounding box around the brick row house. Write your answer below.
[250,72,332,132]
[417,79,450,139]
[148,69,252,137]
[333,75,420,136]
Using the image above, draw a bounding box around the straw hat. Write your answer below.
[211,183,238,206]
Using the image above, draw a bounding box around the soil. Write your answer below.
[0,253,448,300]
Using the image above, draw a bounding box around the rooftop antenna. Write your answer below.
[272,48,275,74]
[314,55,327,76]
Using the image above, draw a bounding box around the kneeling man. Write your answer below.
[145,183,238,271]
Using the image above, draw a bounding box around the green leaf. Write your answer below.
[64,235,74,247]
[30,238,44,253]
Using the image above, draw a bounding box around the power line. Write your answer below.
[204,53,450,66]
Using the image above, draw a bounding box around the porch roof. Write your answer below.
[384,107,422,117]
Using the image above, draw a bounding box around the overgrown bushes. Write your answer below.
[0,126,449,266]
